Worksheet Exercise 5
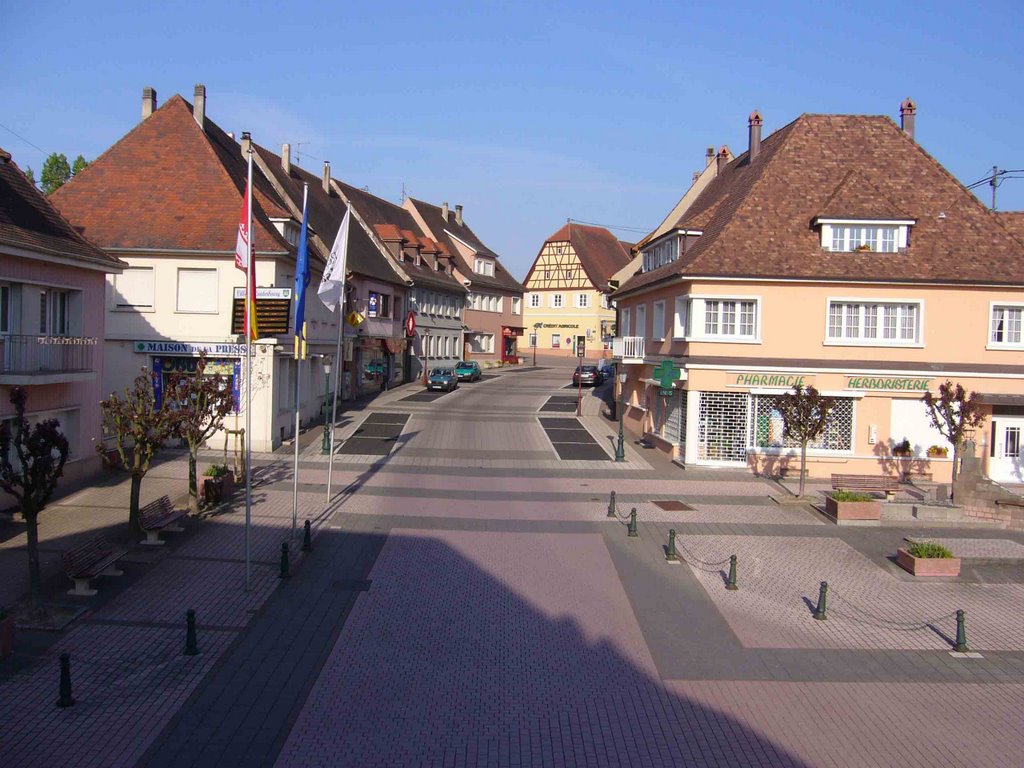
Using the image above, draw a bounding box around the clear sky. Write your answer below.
[5,0,1023,280]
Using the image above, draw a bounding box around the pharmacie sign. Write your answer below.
[733,372,810,387]
[134,341,248,357]
[846,376,931,391]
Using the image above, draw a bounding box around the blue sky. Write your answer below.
[5,0,1022,280]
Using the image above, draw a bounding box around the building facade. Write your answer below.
[612,103,1024,483]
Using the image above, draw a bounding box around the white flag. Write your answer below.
[318,208,350,313]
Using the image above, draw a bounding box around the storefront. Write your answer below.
[135,341,245,412]
[501,326,523,363]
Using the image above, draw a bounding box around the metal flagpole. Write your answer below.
[244,143,254,591]
[326,290,344,503]
[291,184,308,537]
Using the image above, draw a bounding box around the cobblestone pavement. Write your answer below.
[3,362,1024,767]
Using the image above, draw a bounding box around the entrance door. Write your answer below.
[991,418,1024,484]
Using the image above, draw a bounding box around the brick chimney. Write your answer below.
[141,87,157,121]
[322,160,331,194]
[748,110,763,162]
[193,84,206,130]
[716,146,729,176]
[441,201,449,222]
[282,144,291,175]
[705,146,715,167]
[455,204,463,226]
[900,97,916,140]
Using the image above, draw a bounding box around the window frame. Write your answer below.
[528,293,541,308]
[651,300,666,341]
[818,219,913,253]
[175,267,219,314]
[551,293,564,309]
[680,295,761,344]
[575,293,590,309]
[112,266,155,312]
[989,301,1024,350]
[824,297,924,348]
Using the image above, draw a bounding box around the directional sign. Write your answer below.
[406,311,416,338]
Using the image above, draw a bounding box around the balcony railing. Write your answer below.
[0,334,97,376]
[611,336,645,363]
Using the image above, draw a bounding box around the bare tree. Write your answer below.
[0,387,69,600]
[776,384,834,498]
[923,380,985,493]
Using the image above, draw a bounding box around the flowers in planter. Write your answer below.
[203,464,230,478]
[831,490,875,502]
[906,541,953,559]
[926,445,949,458]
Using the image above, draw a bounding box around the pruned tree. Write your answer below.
[0,387,69,600]
[71,154,88,176]
[98,369,178,535]
[164,354,236,513]
[923,380,985,493]
[40,152,71,195]
[776,384,834,498]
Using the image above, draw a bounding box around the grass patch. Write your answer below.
[906,541,954,559]
[831,490,875,502]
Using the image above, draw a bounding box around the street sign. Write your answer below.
[405,311,416,337]
[577,339,585,358]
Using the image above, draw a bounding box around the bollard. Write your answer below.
[280,541,290,579]
[725,555,739,590]
[56,653,75,708]
[627,508,638,538]
[954,609,969,652]
[607,490,617,518]
[302,519,313,553]
[184,609,199,656]
[813,581,828,620]
[666,529,678,562]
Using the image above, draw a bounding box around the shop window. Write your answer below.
[751,395,854,451]
[697,391,748,463]
[552,333,561,348]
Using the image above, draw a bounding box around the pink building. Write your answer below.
[0,149,125,493]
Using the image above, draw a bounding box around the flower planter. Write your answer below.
[825,495,881,521]
[896,548,961,577]
[0,614,14,659]
[202,477,224,506]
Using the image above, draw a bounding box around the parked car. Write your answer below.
[364,359,386,376]
[427,368,459,392]
[572,365,603,387]
[454,360,482,382]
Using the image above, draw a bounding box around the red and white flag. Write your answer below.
[234,180,259,340]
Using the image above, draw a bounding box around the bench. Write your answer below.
[831,473,901,502]
[139,495,186,546]
[62,535,127,596]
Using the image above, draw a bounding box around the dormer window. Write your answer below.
[474,257,494,277]
[270,218,300,246]
[816,219,914,253]
[642,235,678,273]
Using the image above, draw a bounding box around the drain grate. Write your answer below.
[653,500,694,511]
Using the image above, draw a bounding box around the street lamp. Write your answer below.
[321,355,333,454]
[615,366,627,462]
[532,322,542,366]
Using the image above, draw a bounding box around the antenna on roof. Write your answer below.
[402,182,406,202]
[294,141,311,166]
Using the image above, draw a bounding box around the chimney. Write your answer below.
[692,171,701,184]
[705,146,715,167]
[240,131,251,156]
[227,132,235,140]
[716,146,729,176]
[900,97,916,140]
[455,204,463,226]
[748,110,763,162]
[441,201,449,222]
[282,143,291,175]
[141,87,157,121]
[322,160,331,194]
[193,84,206,130]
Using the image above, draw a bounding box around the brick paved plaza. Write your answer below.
[2,364,1024,767]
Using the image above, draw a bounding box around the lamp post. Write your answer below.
[321,356,332,453]
[532,322,542,367]
[615,366,627,462]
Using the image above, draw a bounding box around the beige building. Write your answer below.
[523,223,631,357]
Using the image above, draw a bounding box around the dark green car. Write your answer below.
[454,360,482,381]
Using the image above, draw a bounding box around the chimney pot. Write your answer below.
[240,131,252,156]
[193,84,206,130]
[322,160,331,194]
[716,146,729,176]
[748,109,763,162]
[442,201,449,222]
[282,143,291,175]
[141,87,157,121]
[705,146,715,167]
[455,204,463,226]
[900,97,916,140]
[692,171,701,184]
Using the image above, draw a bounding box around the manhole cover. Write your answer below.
[653,500,694,511]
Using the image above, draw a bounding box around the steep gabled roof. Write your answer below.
[51,95,292,255]
[0,149,124,270]
[618,113,1024,296]
[528,222,631,289]
[997,211,1024,246]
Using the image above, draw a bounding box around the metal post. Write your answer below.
[955,609,969,652]
[302,519,313,552]
[56,653,75,708]
[615,365,626,462]
[321,360,331,453]
[607,490,616,518]
[184,609,199,656]
[725,555,738,590]
[326,292,345,503]
[813,581,828,620]
[279,542,290,579]
[666,529,678,562]
[627,507,638,538]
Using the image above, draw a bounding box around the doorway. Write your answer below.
[991,417,1024,483]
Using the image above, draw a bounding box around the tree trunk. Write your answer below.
[24,504,41,602]
[128,473,144,536]
[799,440,808,498]
[950,441,960,500]
[188,450,200,515]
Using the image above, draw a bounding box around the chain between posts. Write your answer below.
[671,534,733,571]
[825,585,959,631]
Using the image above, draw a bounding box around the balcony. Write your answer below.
[0,334,98,385]
[611,336,645,364]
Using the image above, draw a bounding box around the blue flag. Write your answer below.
[293,185,311,339]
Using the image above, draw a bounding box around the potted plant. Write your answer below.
[201,464,231,506]
[0,608,14,659]
[825,490,882,521]
[892,439,913,458]
[896,541,960,577]
[927,445,948,458]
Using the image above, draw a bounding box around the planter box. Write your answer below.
[825,495,881,521]
[0,615,14,659]
[896,548,961,577]
[202,477,224,505]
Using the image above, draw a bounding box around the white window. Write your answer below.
[620,307,631,337]
[474,258,494,277]
[576,293,590,308]
[551,333,561,348]
[635,304,647,338]
[673,296,689,338]
[642,236,678,272]
[176,268,218,313]
[652,301,665,340]
[827,300,921,345]
[112,266,154,310]
[39,289,70,335]
[682,297,759,342]
[443,336,450,357]
[551,294,564,309]
[822,221,909,253]
[529,332,537,347]
[529,293,541,308]
[512,297,521,315]
[991,304,1023,347]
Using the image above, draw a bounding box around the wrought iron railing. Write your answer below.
[0,334,97,375]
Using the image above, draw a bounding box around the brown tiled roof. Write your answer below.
[997,212,1024,245]
[618,114,1024,296]
[52,95,292,255]
[0,149,125,270]
[815,170,912,221]
[534,222,631,289]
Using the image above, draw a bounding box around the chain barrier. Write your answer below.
[827,586,958,632]
[672,537,732,572]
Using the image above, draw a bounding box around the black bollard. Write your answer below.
[813,581,828,621]
[184,609,199,656]
[627,508,638,538]
[56,653,75,708]
[666,529,678,562]
[280,541,290,579]
[302,519,313,553]
[725,555,739,591]
[954,609,969,652]
[607,490,617,518]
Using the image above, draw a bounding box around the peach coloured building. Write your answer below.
[611,102,1024,484]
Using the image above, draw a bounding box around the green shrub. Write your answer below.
[831,490,875,502]
[203,464,229,478]
[907,541,953,559]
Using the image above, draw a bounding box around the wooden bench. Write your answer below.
[831,474,901,502]
[62,535,127,596]
[139,495,186,546]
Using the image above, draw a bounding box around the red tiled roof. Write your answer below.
[997,211,1024,245]
[535,222,631,288]
[618,113,1024,296]
[374,223,404,241]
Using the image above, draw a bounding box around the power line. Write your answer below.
[0,121,48,156]
[566,217,653,234]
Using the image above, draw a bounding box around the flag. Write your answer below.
[293,184,311,339]
[318,208,350,313]
[234,181,259,341]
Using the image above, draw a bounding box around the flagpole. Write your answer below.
[326,291,344,503]
[244,141,254,591]
[292,183,308,537]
